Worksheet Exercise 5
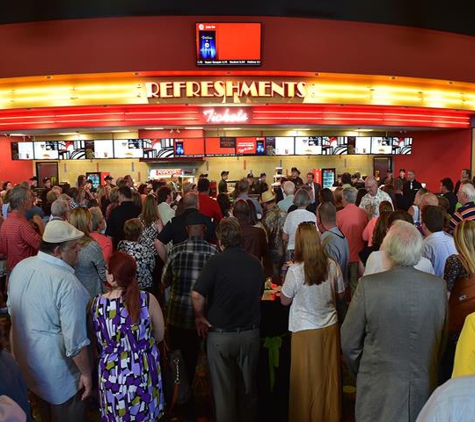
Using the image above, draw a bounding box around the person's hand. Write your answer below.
[78,373,92,400]
[195,316,212,338]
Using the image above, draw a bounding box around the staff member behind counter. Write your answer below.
[218,171,229,194]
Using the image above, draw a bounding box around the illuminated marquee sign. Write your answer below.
[203,108,249,124]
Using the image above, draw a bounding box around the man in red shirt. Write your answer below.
[0,185,44,271]
[337,186,368,296]
[197,178,223,224]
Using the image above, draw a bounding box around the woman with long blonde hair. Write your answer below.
[68,207,106,298]
[281,222,345,422]
[139,194,164,255]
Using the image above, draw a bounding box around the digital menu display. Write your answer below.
[196,23,261,66]
[57,140,94,160]
[11,142,34,160]
[354,137,371,154]
[371,137,392,154]
[34,141,59,160]
[236,137,257,155]
[174,138,205,157]
[205,137,236,156]
[93,140,114,158]
[113,139,144,158]
[391,137,413,155]
[265,137,295,155]
[295,137,322,155]
[144,139,174,159]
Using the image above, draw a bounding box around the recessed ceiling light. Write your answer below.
[144,127,164,130]
[9,133,27,136]
[58,132,76,136]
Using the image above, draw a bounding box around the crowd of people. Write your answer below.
[0,166,475,422]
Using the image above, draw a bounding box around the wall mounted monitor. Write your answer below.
[236,137,258,155]
[295,137,322,155]
[371,137,392,154]
[173,138,205,157]
[93,140,114,158]
[354,137,371,154]
[265,137,295,155]
[205,137,236,156]
[56,140,95,160]
[142,138,174,159]
[34,141,59,160]
[390,137,413,154]
[11,142,34,160]
[113,139,144,158]
[196,23,262,66]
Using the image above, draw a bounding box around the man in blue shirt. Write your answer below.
[8,220,91,422]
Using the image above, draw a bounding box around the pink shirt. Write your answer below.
[337,204,368,262]
[363,217,378,247]
[90,232,113,263]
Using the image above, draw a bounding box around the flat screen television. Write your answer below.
[371,137,392,154]
[265,137,295,156]
[196,23,262,66]
[93,140,114,159]
[113,139,144,159]
[11,142,34,160]
[205,137,236,156]
[33,141,59,160]
[295,137,322,155]
[173,138,205,157]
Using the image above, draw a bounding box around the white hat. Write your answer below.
[43,220,84,243]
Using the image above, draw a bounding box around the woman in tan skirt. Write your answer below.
[281,222,345,422]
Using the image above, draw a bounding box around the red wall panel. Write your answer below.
[1,17,475,83]
[394,129,471,192]
[0,137,33,183]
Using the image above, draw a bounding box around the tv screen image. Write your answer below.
[94,140,114,158]
[295,137,322,155]
[34,141,59,160]
[11,142,34,160]
[371,137,392,154]
[391,137,413,155]
[196,23,261,66]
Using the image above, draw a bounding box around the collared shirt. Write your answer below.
[262,205,287,255]
[423,231,457,278]
[162,236,219,329]
[198,193,223,223]
[0,211,41,271]
[337,204,368,262]
[277,194,295,212]
[7,252,90,405]
[450,201,475,231]
[359,189,393,218]
[157,202,175,226]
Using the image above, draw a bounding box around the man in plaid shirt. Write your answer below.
[161,211,219,394]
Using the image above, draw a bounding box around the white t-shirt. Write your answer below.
[363,250,435,276]
[281,260,345,332]
[283,209,317,250]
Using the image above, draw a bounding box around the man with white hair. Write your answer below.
[341,220,447,422]
[50,199,70,222]
[450,181,475,231]
[359,175,393,218]
[277,181,296,212]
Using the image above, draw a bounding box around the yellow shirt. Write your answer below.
[452,312,475,377]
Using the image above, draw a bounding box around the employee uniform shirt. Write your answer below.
[162,237,219,329]
[198,193,223,223]
[193,246,264,330]
[0,211,41,271]
[105,201,141,244]
[449,202,475,231]
[218,179,228,194]
[7,252,90,405]
[423,231,457,278]
[337,204,368,262]
[359,189,393,218]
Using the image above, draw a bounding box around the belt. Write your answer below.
[209,324,259,333]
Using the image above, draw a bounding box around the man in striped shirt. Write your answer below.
[450,182,475,231]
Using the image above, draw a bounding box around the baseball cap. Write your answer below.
[399,168,406,172]
[29,176,38,182]
[43,220,84,243]
[291,167,301,174]
[260,172,266,177]
[247,173,254,178]
[43,177,50,183]
[104,175,114,181]
[185,212,209,226]
[221,171,229,176]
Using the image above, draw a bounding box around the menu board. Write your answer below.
[93,140,114,158]
[371,137,392,154]
[391,137,413,154]
[205,137,236,156]
[174,138,205,157]
[11,142,34,160]
[295,137,322,155]
[354,137,371,154]
[144,139,174,159]
[113,139,144,158]
[57,140,94,160]
[265,137,294,155]
[236,137,257,155]
[34,141,59,160]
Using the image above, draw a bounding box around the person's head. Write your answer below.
[104,175,114,185]
[382,220,423,267]
[216,217,242,250]
[51,199,70,220]
[123,218,142,241]
[291,167,301,178]
[294,222,328,286]
[399,168,406,179]
[137,183,148,195]
[294,188,311,208]
[438,196,450,212]
[341,172,352,186]
[246,199,259,225]
[440,177,454,194]
[124,175,134,188]
[260,173,266,182]
[156,186,172,204]
[52,185,62,195]
[319,188,335,205]
[118,186,133,203]
[107,251,140,323]
[182,182,197,195]
[132,192,142,210]
[46,190,59,204]
[342,186,358,205]
[185,212,208,238]
[306,172,315,184]
[333,187,343,206]
[77,175,87,188]
[43,177,51,189]
[197,178,210,194]
[454,220,475,274]
[247,173,254,184]
[183,192,199,210]
[89,206,106,233]
[283,181,295,196]
[414,188,429,206]
[141,194,159,226]
[372,211,392,248]
[457,182,475,206]
[407,170,416,182]
[8,185,32,212]
[171,174,178,183]
[233,199,250,224]
[221,170,229,180]
[109,187,120,204]
[420,192,439,210]
[393,178,404,191]
[461,168,471,181]
[237,178,249,194]
[421,205,445,235]
[355,188,367,207]
[387,210,414,227]
[379,200,393,216]
[364,176,378,196]
[29,176,38,187]
[68,207,92,241]
[40,220,84,266]
[316,202,336,232]
[261,189,276,211]
[217,193,231,216]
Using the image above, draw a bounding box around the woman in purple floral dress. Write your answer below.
[91,251,165,421]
